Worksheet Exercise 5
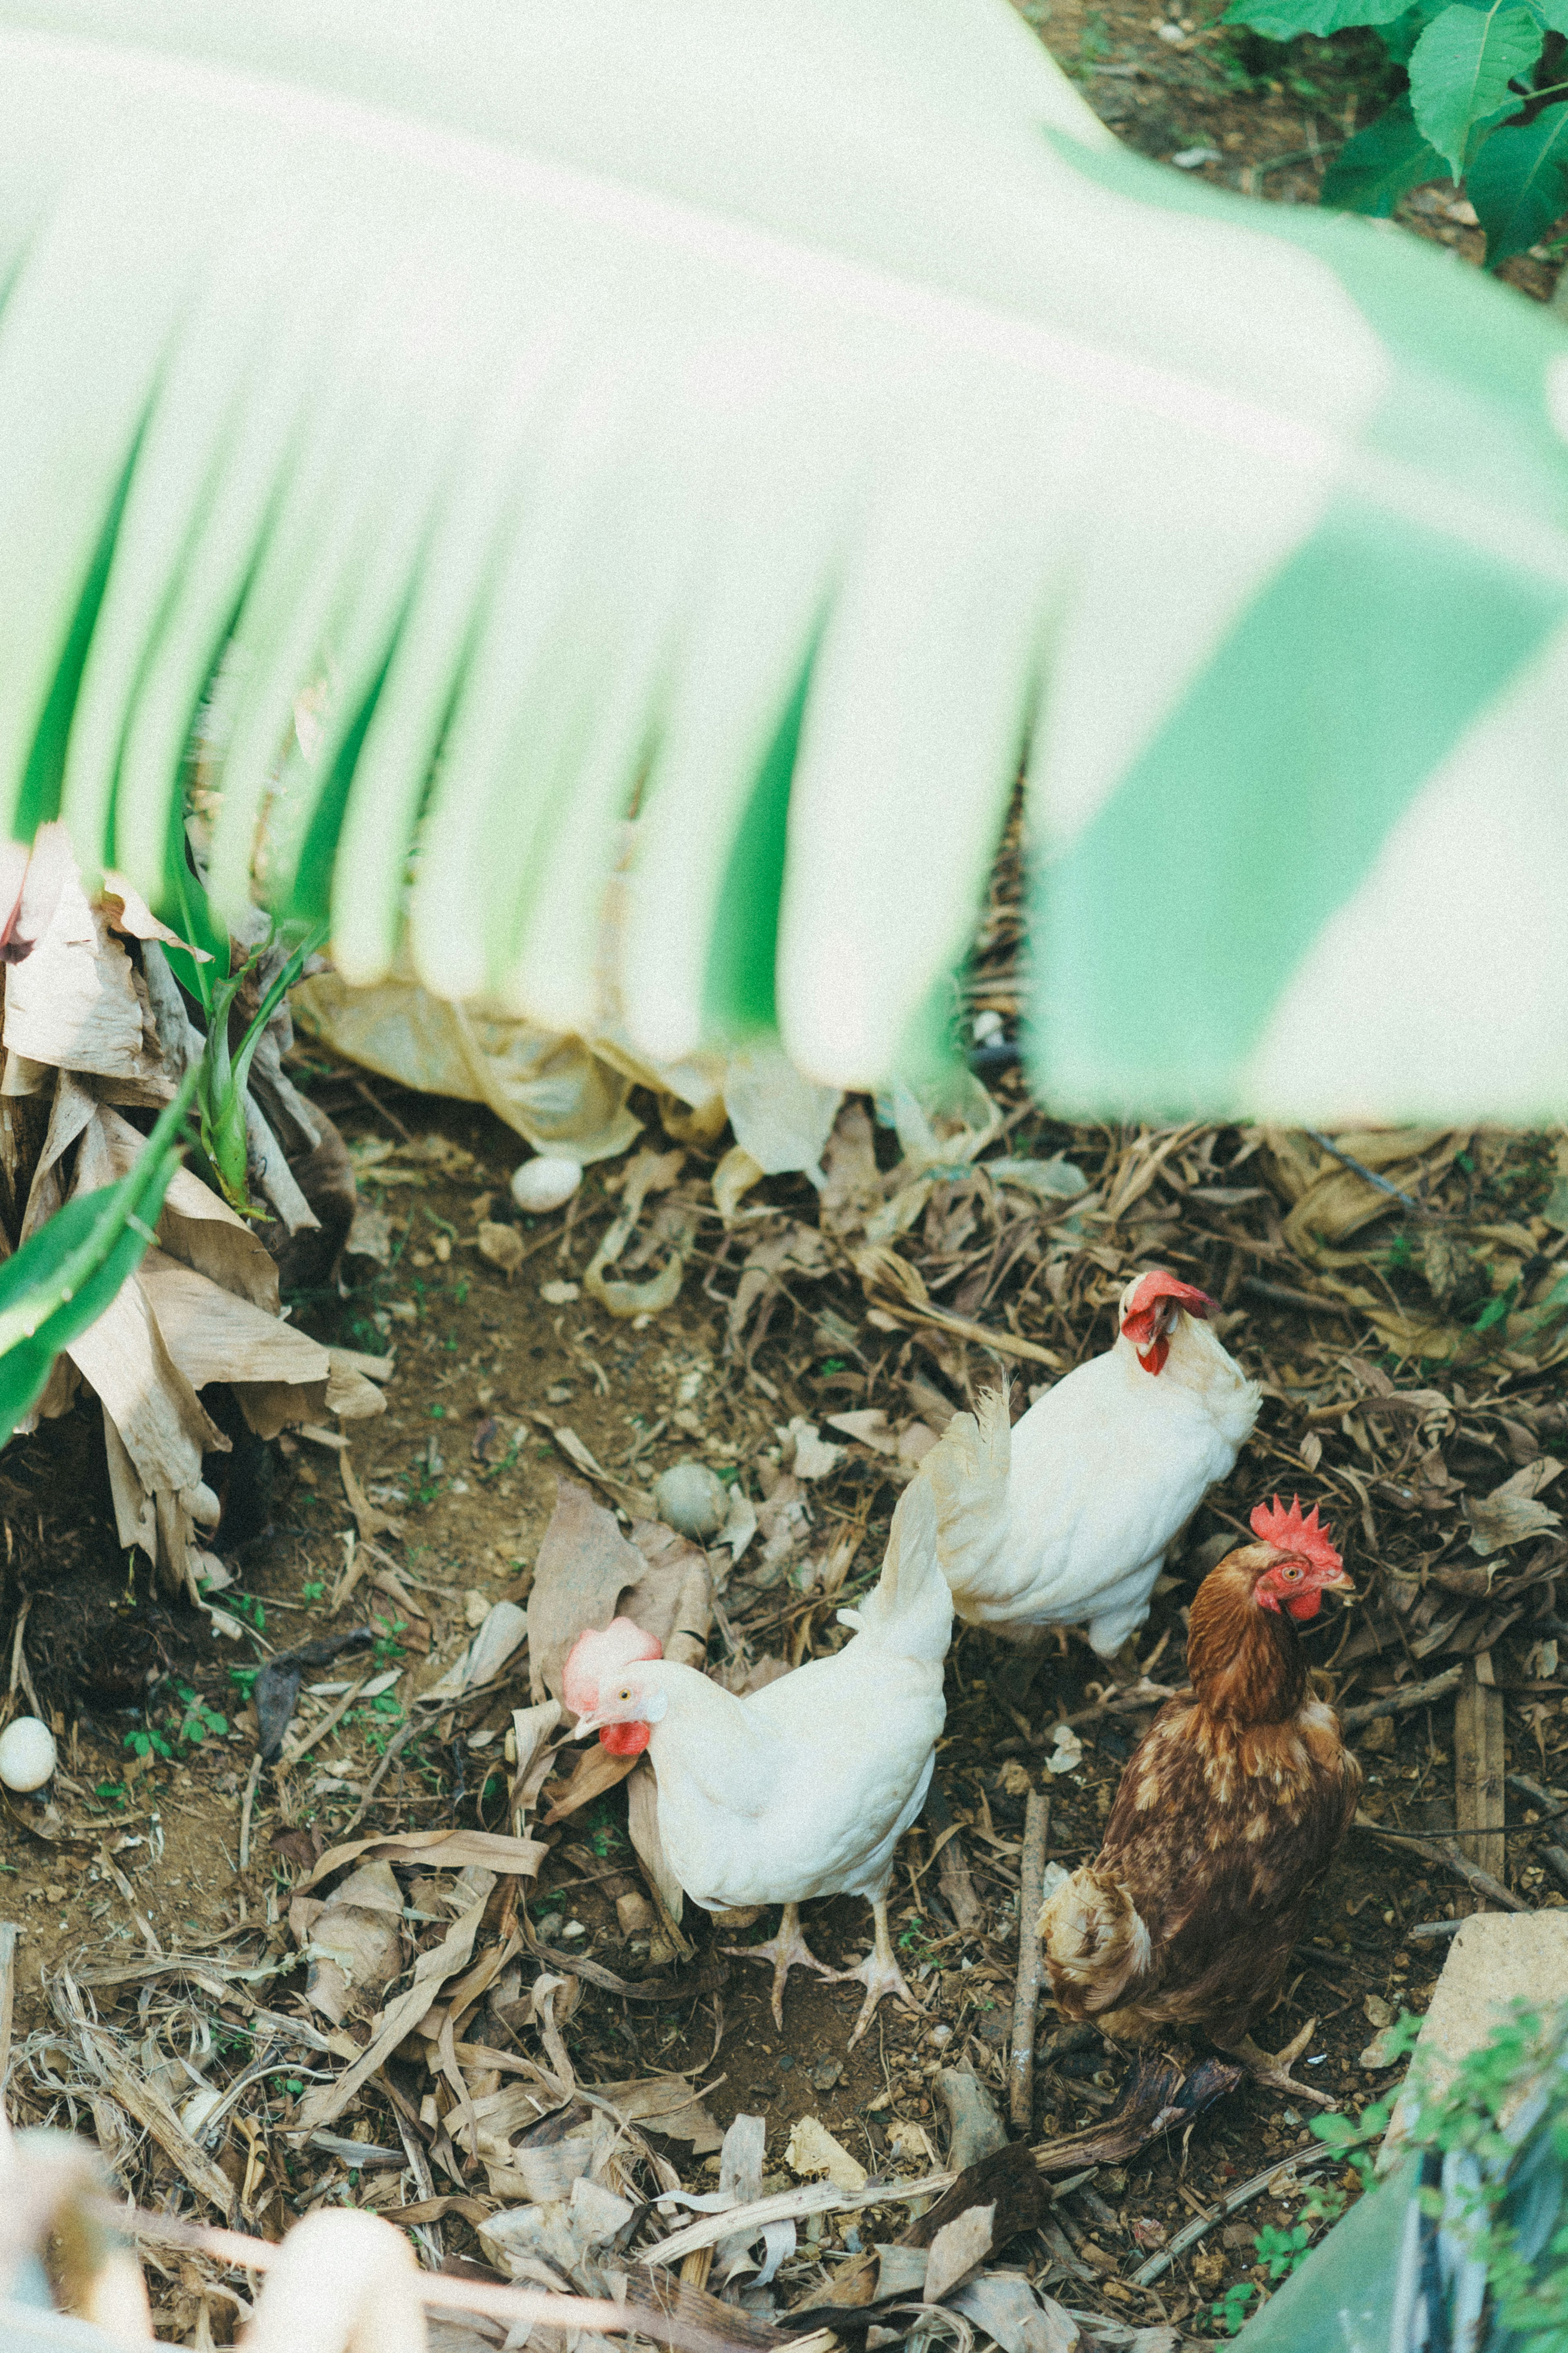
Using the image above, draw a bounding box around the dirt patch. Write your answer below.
[4,1030,1565,2342]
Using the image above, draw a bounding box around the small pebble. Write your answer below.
[777,2053,796,2072]
[809,2056,843,2091]
[929,2023,953,2047]
[510,1156,583,1214]
[653,1460,728,1540]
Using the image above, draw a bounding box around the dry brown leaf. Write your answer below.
[922,2201,995,2304]
[302,1858,406,2026]
[298,1828,547,1896]
[2,849,167,1088]
[341,1447,404,1542]
[1468,1462,1565,1555]
[543,1741,640,1824]
[626,1754,687,1934]
[292,1869,496,2132]
[825,1409,900,1456]
[527,1477,713,1706]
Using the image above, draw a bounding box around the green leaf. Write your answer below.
[1409,3,1544,176]
[1467,100,1568,259]
[0,1068,196,1440]
[8,0,1568,1124]
[1319,96,1448,209]
[1378,0,1461,65]
[1223,0,1412,34]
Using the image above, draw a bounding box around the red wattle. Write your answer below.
[1285,1590,1323,1621]
[1137,1336,1170,1375]
[601,1721,651,1756]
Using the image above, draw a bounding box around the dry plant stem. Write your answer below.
[1009,1790,1049,2130]
[89,2204,732,2352]
[278,1678,368,1770]
[1454,1665,1506,1912]
[1352,1811,1525,1911]
[0,1921,16,2094]
[237,1754,262,1873]
[1340,1665,1463,1731]
[1130,2143,1340,2286]
[337,1710,427,1836]
[1508,1771,1568,1821]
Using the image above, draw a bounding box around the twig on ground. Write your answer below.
[1009,1789,1049,2131]
[1129,2142,1340,2286]
[1305,1133,1431,1215]
[237,1753,263,1873]
[1341,1665,1463,1731]
[1353,1811,1524,1911]
[0,1922,16,2097]
[1508,1770,1568,1822]
[1242,1277,1357,1318]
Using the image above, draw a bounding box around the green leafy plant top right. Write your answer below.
[1224,0,1568,265]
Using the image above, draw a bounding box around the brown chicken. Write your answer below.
[1039,1497,1360,2107]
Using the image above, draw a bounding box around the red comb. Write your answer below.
[1249,1495,1341,1575]
[563,1617,662,1715]
[1125,1270,1214,1324]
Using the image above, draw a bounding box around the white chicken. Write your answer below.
[566,1477,951,2041]
[919,1269,1259,1657]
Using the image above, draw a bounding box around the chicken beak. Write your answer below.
[571,1710,606,1739]
[1326,1574,1357,1605]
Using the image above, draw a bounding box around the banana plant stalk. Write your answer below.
[0,1065,198,1440]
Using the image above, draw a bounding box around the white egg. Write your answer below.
[0,1715,57,1792]
[510,1155,582,1214]
[654,1461,728,1541]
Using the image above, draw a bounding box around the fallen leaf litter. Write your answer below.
[3,842,1568,2348]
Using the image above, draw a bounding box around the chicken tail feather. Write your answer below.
[853,1458,954,1663]
[917,1380,1013,1605]
[1040,1865,1151,2018]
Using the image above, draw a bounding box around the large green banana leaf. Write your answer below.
[3,0,1568,1120]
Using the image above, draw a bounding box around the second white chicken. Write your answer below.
[567,1477,951,2041]
[919,1268,1259,1657]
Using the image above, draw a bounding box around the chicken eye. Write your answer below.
[618,1687,630,1702]
[1282,1566,1302,1579]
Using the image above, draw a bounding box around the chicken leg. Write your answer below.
[1216,2016,1337,2109]
[726,1902,836,2030]
[832,1894,923,2048]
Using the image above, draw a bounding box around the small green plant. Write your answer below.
[165,876,325,1218]
[1209,2280,1259,2335]
[125,1724,172,1762]
[226,1591,267,1633]
[1225,0,1568,266]
[301,1578,325,1604]
[1252,2220,1314,2279]
[587,1798,626,1858]
[170,1681,228,1744]
[372,1613,408,1666]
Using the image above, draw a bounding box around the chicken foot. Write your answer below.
[1216,2016,1337,2109]
[725,1902,836,2030]
[832,1894,923,2049]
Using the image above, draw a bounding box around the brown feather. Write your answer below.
[1040,1544,1360,2047]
